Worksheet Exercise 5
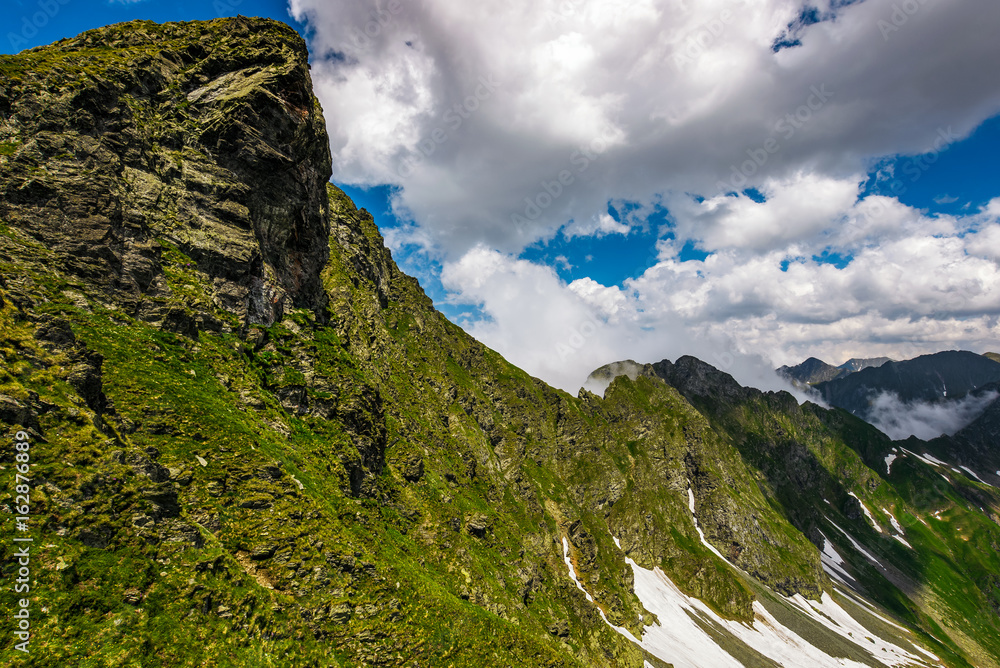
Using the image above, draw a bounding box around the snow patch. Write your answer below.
[829,521,885,569]
[881,508,912,549]
[562,537,640,643]
[819,533,854,585]
[900,448,938,468]
[882,508,904,535]
[563,537,594,603]
[787,593,933,666]
[848,492,882,533]
[892,534,913,549]
[959,466,990,485]
[687,485,735,566]
[884,452,898,474]
[607,534,939,667]
[922,453,949,467]
[833,586,909,633]
[626,558,935,668]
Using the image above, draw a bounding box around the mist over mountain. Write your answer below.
[777,351,1000,444]
[814,351,1000,415]
[867,389,1000,441]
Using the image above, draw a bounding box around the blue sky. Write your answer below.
[7,0,1000,392]
[866,114,1000,214]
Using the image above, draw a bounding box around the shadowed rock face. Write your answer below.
[0,17,332,330]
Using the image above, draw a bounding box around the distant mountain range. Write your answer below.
[780,351,1000,399]
[810,351,1000,412]
[778,356,893,385]
[779,351,1000,450]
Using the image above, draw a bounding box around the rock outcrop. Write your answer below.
[0,17,331,330]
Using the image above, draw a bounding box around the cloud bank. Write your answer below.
[867,390,1000,441]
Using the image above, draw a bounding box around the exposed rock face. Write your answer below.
[650,355,756,403]
[0,17,331,329]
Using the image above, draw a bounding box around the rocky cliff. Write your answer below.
[0,17,331,331]
[2,18,1000,668]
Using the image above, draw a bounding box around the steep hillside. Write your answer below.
[591,358,1000,667]
[2,18,999,668]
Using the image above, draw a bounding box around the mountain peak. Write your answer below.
[1,16,331,330]
[777,356,843,384]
